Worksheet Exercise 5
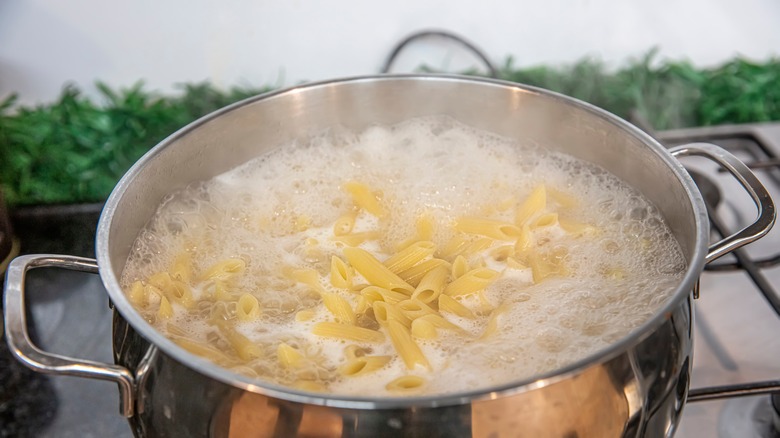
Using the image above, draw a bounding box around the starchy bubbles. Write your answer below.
[120,116,686,396]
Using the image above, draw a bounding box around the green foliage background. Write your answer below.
[2,53,779,206]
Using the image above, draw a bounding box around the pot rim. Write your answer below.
[95,74,709,409]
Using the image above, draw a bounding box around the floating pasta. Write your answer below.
[277,343,306,368]
[128,281,145,307]
[158,296,174,319]
[372,301,412,327]
[385,375,426,392]
[360,286,409,305]
[172,336,236,366]
[170,253,192,283]
[332,231,381,247]
[443,268,500,296]
[397,299,436,320]
[343,181,384,217]
[312,322,385,343]
[339,355,391,376]
[528,249,568,283]
[531,212,559,228]
[411,266,448,303]
[455,217,522,240]
[333,211,357,236]
[217,323,263,361]
[397,258,449,287]
[490,245,515,262]
[410,318,437,339]
[438,295,475,319]
[198,258,246,282]
[330,256,353,289]
[516,185,547,226]
[322,292,356,325]
[383,241,437,274]
[451,256,469,279]
[236,294,261,321]
[343,247,414,294]
[387,320,430,370]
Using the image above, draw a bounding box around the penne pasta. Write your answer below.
[531,212,559,228]
[385,375,426,392]
[383,241,437,274]
[438,295,475,319]
[333,211,357,236]
[322,292,357,325]
[360,286,409,305]
[455,217,522,240]
[372,301,412,327]
[397,258,449,287]
[172,336,236,366]
[416,313,462,331]
[217,323,262,361]
[343,181,384,217]
[129,281,145,307]
[198,258,246,282]
[411,266,448,303]
[170,253,192,283]
[332,231,381,247]
[443,268,500,297]
[397,299,436,320]
[451,255,469,279]
[387,320,430,370]
[330,256,353,289]
[158,296,174,319]
[343,247,414,293]
[528,249,568,283]
[516,185,546,226]
[236,293,261,321]
[339,355,391,376]
[410,318,437,339]
[312,322,385,343]
[277,342,306,368]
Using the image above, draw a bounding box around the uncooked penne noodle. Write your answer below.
[387,320,430,370]
[385,375,426,391]
[158,296,174,319]
[410,318,437,339]
[198,258,246,282]
[443,268,500,296]
[516,185,546,226]
[372,301,412,327]
[277,342,305,368]
[411,266,448,303]
[217,323,262,361]
[332,231,381,247]
[343,181,384,217]
[397,258,449,287]
[339,355,391,376]
[333,211,357,236]
[236,293,261,321]
[322,292,357,325]
[397,299,436,320]
[172,336,236,366]
[455,217,522,240]
[383,241,436,274]
[438,295,475,319]
[129,281,145,307]
[451,255,469,279]
[343,247,414,293]
[295,309,316,322]
[330,256,353,289]
[312,322,385,343]
[170,253,192,283]
[361,286,408,305]
[531,212,558,228]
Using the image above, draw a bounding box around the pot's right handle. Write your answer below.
[670,142,776,263]
[3,254,136,417]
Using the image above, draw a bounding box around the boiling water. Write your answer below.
[120,116,686,396]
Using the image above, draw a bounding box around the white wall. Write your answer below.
[1,0,779,106]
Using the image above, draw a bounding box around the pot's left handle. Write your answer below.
[3,254,136,417]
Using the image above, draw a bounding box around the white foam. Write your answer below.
[120,116,686,396]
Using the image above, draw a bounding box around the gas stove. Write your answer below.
[2,123,780,438]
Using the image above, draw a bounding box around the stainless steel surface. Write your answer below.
[3,254,136,417]
[660,123,780,438]
[94,75,724,437]
[669,143,776,264]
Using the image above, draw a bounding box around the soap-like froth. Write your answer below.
[120,116,686,396]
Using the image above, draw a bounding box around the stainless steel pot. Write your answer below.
[4,75,777,437]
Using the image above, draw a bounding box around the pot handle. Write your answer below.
[669,143,776,263]
[3,254,136,417]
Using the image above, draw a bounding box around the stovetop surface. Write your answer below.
[2,123,780,438]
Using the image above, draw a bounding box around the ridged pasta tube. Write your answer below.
[343,247,414,293]
[312,322,385,343]
[443,268,500,296]
[455,217,522,240]
[387,320,430,370]
[385,375,426,391]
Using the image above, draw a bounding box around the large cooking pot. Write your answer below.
[4,75,776,437]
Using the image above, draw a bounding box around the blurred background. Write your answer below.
[1,0,779,207]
